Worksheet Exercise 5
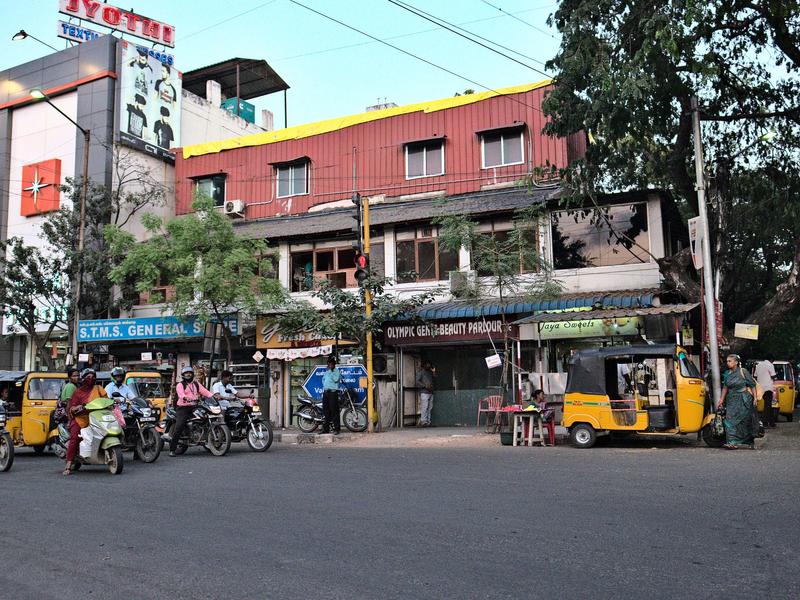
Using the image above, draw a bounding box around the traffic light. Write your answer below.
[354,251,369,284]
[351,192,362,248]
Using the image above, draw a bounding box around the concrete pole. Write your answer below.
[71,128,90,364]
[690,96,722,408]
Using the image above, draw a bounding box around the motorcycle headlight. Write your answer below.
[210,406,221,415]
[141,408,152,417]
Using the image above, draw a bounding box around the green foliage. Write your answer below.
[107,196,286,362]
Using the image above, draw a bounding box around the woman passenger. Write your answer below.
[63,368,107,475]
[718,354,757,449]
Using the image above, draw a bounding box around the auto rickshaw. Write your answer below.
[563,344,719,448]
[0,371,66,453]
[748,360,796,422]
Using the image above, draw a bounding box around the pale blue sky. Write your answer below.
[3,0,559,127]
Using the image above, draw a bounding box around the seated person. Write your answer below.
[532,389,555,422]
[211,370,254,410]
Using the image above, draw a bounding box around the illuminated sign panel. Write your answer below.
[58,0,175,47]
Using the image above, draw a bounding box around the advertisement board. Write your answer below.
[59,0,175,47]
[118,40,181,163]
[302,365,368,404]
[78,316,238,343]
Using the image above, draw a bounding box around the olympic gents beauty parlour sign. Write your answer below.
[385,318,504,345]
[59,0,175,47]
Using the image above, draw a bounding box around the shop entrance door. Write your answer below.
[398,350,421,427]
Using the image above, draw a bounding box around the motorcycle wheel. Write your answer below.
[247,420,273,452]
[207,423,231,456]
[135,428,162,463]
[296,407,319,433]
[50,436,66,460]
[0,432,14,472]
[106,446,124,475]
[342,407,368,432]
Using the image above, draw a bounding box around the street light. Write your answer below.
[11,30,58,51]
[30,88,90,366]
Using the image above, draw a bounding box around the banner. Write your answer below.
[78,316,238,342]
[119,40,181,163]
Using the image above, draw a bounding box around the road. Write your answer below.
[1,423,799,600]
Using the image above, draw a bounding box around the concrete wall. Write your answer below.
[180,89,265,147]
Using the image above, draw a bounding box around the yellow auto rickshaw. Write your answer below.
[563,344,719,448]
[96,370,168,418]
[0,370,66,453]
[773,361,795,422]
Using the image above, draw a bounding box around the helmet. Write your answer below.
[80,368,96,380]
[181,366,194,377]
[111,366,125,378]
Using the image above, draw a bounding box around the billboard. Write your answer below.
[118,40,181,163]
[59,0,175,47]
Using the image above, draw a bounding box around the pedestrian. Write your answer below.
[718,354,757,450]
[754,359,777,428]
[63,368,107,475]
[168,366,214,456]
[416,361,435,427]
[321,357,341,434]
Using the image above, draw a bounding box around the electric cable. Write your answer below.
[478,0,556,39]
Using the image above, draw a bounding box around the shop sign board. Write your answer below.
[734,323,759,340]
[384,318,504,345]
[256,318,346,349]
[119,40,182,164]
[57,20,103,43]
[688,216,704,270]
[302,365,367,404]
[537,317,642,340]
[59,0,175,47]
[78,315,239,342]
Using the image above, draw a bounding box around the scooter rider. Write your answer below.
[168,366,213,457]
[105,367,136,405]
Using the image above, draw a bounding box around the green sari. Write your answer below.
[722,367,756,446]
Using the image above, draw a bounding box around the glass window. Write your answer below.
[291,251,314,292]
[482,130,524,168]
[337,248,356,269]
[417,240,437,280]
[195,174,226,206]
[276,162,309,197]
[396,240,416,283]
[551,204,650,269]
[128,377,165,398]
[27,377,63,400]
[678,354,701,378]
[395,227,455,283]
[370,242,386,279]
[315,250,334,272]
[439,244,459,278]
[406,141,444,178]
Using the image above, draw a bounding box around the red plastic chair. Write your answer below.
[477,395,504,430]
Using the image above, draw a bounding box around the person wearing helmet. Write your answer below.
[63,368,108,475]
[105,366,136,405]
[211,370,255,410]
[168,366,213,457]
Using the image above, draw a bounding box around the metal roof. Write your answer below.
[401,290,659,321]
[182,58,289,101]
[513,303,699,325]
[0,371,28,383]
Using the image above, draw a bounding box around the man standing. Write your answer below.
[321,357,341,435]
[754,359,777,428]
[416,361,435,427]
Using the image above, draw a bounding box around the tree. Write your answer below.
[107,196,285,365]
[542,0,800,348]
[435,204,561,396]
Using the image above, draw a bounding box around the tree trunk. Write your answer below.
[657,248,701,301]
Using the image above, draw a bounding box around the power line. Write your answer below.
[386,0,550,74]
[181,0,279,40]
[478,0,556,39]
[286,0,546,115]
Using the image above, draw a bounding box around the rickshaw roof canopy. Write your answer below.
[566,344,680,395]
[0,370,28,383]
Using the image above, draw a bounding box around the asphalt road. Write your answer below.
[1,425,799,600]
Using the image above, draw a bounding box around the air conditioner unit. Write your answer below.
[224,199,246,218]
[373,353,396,376]
[449,270,477,297]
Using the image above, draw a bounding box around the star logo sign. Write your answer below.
[20,159,61,217]
[23,167,52,211]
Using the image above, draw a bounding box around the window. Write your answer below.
[472,221,539,276]
[395,226,459,283]
[276,162,309,197]
[290,244,364,292]
[195,174,226,207]
[27,378,63,400]
[551,203,650,269]
[481,130,524,168]
[405,140,444,179]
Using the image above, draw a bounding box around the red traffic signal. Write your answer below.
[354,251,369,284]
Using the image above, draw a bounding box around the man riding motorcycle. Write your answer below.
[211,370,254,410]
[105,367,136,403]
[167,366,213,457]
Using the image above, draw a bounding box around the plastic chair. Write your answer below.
[477,395,504,430]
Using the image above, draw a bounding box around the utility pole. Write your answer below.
[690,96,722,409]
[362,197,375,433]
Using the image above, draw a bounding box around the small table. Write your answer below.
[512,412,546,447]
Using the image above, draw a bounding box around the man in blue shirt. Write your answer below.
[105,367,136,405]
[321,357,341,434]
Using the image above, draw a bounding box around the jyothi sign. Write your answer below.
[59,0,175,47]
[78,316,238,342]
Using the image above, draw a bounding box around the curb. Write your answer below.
[274,431,354,444]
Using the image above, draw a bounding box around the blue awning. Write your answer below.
[401,290,657,321]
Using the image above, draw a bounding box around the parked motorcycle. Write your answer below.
[223,398,274,452]
[0,400,14,472]
[163,397,231,456]
[114,393,162,462]
[56,396,124,474]
[295,387,368,433]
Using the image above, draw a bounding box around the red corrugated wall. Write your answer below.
[174,85,581,219]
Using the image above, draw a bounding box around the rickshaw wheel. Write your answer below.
[570,424,597,449]
[32,444,46,455]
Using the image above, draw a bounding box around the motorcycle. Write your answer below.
[295,387,368,433]
[56,396,124,474]
[222,397,274,452]
[113,393,162,463]
[0,401,13,472]
[163,396,231,456]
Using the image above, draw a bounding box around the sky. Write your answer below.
[2,0,560,128]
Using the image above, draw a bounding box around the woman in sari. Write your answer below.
[718,354,757,449]
[63,368,107,475]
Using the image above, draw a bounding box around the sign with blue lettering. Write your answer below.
[57,20,103,44]
[302,365,367,405]
[78,316,238,343]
